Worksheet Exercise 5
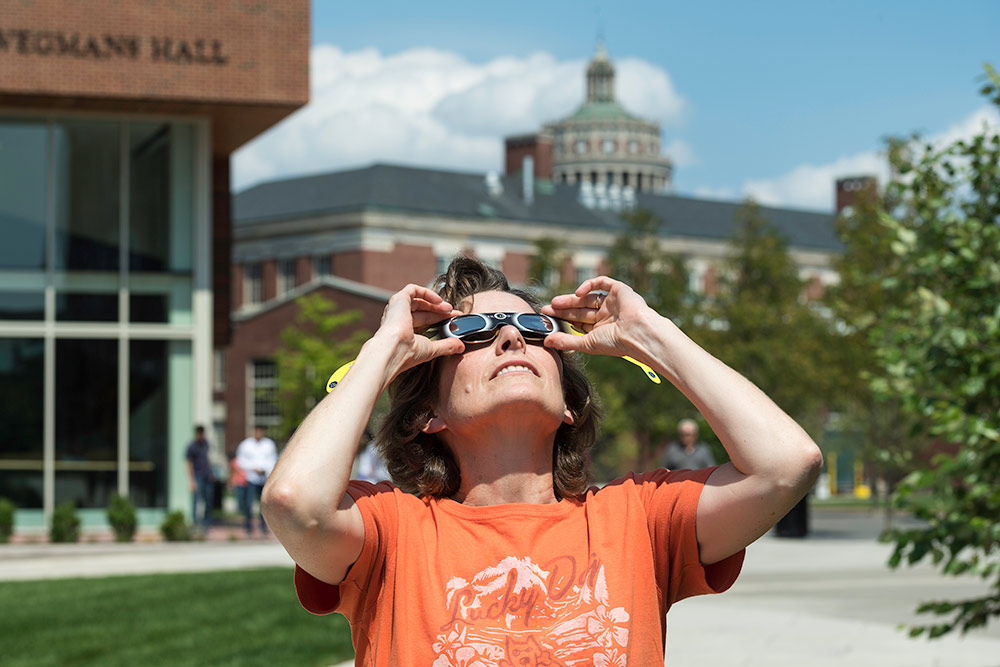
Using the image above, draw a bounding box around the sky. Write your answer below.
[232,0,1000,212]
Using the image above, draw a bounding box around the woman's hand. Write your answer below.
[541,276,655,359]
[372,283,466,382]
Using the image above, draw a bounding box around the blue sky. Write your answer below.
[233,0,999,211]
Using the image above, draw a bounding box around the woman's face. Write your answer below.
[427,290,572,436]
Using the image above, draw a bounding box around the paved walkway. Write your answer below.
[1,508,997,666]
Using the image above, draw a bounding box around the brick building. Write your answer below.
[0,0,309,529]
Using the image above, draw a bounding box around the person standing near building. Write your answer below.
[236,426,278,537]
[355,432,390,483]
[662,418,717,470]
[229,453,249,523]
[185,425,215,533]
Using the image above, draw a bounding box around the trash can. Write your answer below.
[775,494,809,538]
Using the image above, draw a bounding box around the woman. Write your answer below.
[263,257,822,665]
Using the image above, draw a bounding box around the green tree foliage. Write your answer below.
[275,293,370,441]
[871,65,1000,638]
[832,183,933,513]
[589,209,698,476]
[700,202,852,440]
[529,237,574,299]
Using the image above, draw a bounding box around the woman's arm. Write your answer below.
[544,277,823,565]
[262,285,464,584]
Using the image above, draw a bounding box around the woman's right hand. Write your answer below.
[372,283,466,383]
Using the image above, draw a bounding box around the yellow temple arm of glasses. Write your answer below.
[326,361,354,393]
[566,325,661,384]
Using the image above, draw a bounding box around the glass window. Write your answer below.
[129,123,193,274]
[277,259,296,296]
[0,338,44,508]
[53,121,121,272]
[0,120,47,270]
[0,293,45,321]
[129,340,168,508]
[313,255,331,279]
[130,293,168,323]
[55,339,118,508]
[129,122,194,324]
[129,123,171,272]
[55,292,118,322]
[244,262,262,306]
[250,359,280,431]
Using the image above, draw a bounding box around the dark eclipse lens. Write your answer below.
[516,314,553,337]
[448,314,487,336]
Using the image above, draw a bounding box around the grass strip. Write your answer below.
[0,567,353,667]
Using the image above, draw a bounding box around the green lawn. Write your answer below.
[0,568,354,667]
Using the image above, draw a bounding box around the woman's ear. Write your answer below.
[562,406,575,425]
[422,414,448,434]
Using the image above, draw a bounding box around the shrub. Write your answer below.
[0,497,15,543]
[160,510,192,542]
[107,494,137,543]
[50,502,81,543]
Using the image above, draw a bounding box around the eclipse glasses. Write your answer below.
[325,311,660,392]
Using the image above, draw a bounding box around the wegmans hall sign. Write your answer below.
[0,28,228,65]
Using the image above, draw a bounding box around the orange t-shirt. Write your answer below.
[295,467,743,665]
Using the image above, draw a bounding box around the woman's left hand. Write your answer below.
[541,276,653,359]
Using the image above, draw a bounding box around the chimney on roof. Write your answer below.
[835,176,878,214]
[504,133,553,179]
[522,156,534,206]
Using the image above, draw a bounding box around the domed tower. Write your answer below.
[546,42,673,193]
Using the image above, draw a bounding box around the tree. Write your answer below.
[700,202,854,441]
[529,237,574,299]
[870,65,1000,638]
[832,183,933,519]
[589,209,698,476]
[275,293,371,441]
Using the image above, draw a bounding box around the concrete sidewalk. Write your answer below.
[1,509,997,666]
[0,538,293,580]
[666,536,999,667]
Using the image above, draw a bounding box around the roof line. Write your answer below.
[233,275,392,322]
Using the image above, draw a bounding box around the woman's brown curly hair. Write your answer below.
[375,256,602,499]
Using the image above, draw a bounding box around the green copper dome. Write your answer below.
[563,100,639,123]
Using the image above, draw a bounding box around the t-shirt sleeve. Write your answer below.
[634,467,744,608]
[293,480,397,617]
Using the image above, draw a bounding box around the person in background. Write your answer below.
[185,425,215,532]
[355,431,390,483]
[236,425,278,537]
[229,453,249,527]
[662,418,717,470]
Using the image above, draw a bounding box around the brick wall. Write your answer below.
[502,251,531,285]
[261,260,277,302]
[0,1,308,104]
[0,0,309,152]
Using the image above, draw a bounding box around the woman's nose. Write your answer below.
[496,324,526,352]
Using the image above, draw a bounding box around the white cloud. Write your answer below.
[664,138,698,167]
[232,45,688,191]
[741,106,1000,211]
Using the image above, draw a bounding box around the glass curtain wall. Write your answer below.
[0,115,199,517]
